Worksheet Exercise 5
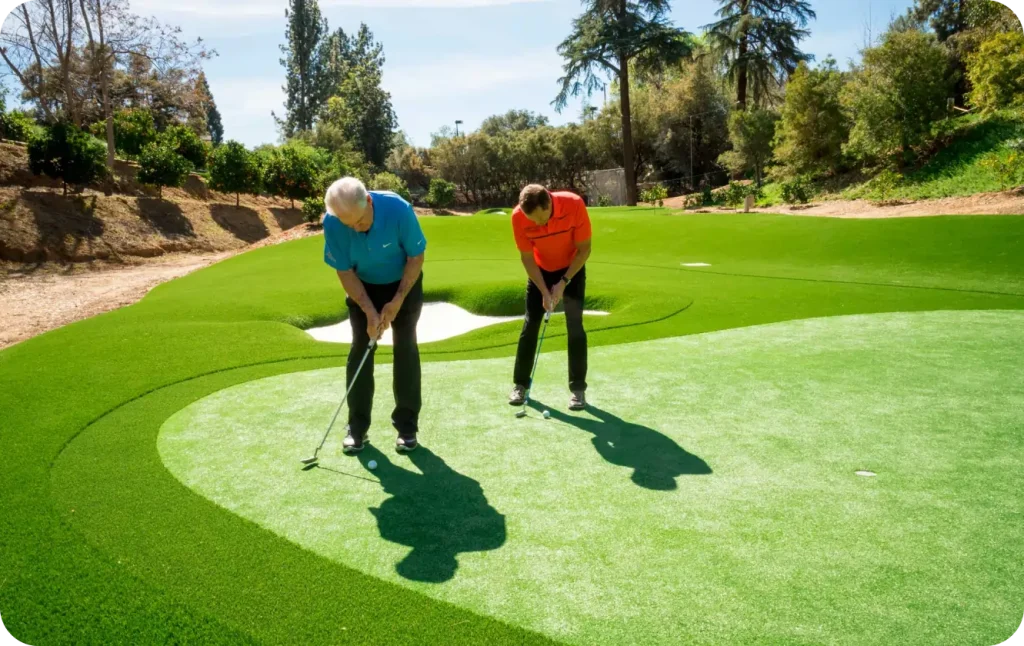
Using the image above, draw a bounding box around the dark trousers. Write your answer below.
[514,265,588,392]
[346,275,423,437]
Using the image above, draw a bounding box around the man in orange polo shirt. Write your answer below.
[509,184,593,411]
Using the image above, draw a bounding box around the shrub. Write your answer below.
[2,110,39,143]
[137,142,192,199]
[208,141,262,207]
[780,175,815,204]
[868,169,903,204]
[303,195,326,225]
[90,109,157,159]
[968,32,1024,113]
[28,122,107,196]
[640,184,669,207]
[160,125,208,170]
[424,178,457,208]
[369,171,411,202]
[262,142,325,207]
[980,146,1024,191]
[597,194,613,207]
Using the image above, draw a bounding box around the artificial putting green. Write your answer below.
[2,210,1024,645]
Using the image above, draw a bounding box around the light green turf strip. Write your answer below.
[153,311,1024,646]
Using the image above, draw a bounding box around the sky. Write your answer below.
[3,0,926,148]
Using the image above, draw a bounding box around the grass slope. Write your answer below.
[2,209,1024,644]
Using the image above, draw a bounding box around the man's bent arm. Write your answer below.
[393,254,425,304]
[520,252,550,296]
[565,240,591,281]
[338,270,375,314]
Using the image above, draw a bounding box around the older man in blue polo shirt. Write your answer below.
[323,177,427,453]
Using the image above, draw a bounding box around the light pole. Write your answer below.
[455,120,463,137]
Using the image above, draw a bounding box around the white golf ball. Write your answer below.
[367,460,378,470]
[543,410,551,419]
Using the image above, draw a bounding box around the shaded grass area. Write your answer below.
[2,210,1024,644]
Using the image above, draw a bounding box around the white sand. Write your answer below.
[306,302,609,345]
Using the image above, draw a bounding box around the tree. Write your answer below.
[369,171,411,202]
[160,124,208,170]
[198,72,223,145]
[208,141,262,207]
[704,0,816,110]
[137,141,191,199]
[841,30,953,167]
[555,0,692,206]
[718,108,778,186]
[387,142,432,193]
[89,108,156,158]
[278,0,329,137]
[773,58,849,177]
[967,31,1024,113]
[479,110,550,136]
[424,178,456,208]
[28,122,107,196]
[316,24,397,168]
[262,142,324,208]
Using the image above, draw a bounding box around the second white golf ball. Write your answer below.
[543,410,551,419]
[367,460,378,470]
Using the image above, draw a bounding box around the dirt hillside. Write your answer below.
[0,142,306,264]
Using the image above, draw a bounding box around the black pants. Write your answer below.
[513,265,588,392]
[346,275,423,437]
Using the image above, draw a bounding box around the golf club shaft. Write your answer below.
[312,338,377,458]
[522,312,552,410]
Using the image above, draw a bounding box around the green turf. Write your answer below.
[2,209,1024,645]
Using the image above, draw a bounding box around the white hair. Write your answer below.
[325,177,368,217]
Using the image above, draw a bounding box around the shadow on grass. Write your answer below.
[531,402,711,490]
[354,445,506,583]
[210,204,270,243]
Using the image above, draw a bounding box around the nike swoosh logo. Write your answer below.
[383,243,392,248]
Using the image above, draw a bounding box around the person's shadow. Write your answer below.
[355,445,506,583]
[530,402,712,490]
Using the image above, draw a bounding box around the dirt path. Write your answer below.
[0,253,230,351]
[661,189,1024,217]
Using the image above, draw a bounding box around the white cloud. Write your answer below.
[130,0,549,18]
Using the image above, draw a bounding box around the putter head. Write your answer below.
[515,409,528,419]
[300,456,319,469]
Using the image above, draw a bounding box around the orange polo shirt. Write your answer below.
[512,191,592,272]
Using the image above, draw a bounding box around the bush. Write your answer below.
[262,142,325,207]
[137,143,192,199]
[640,184,669,207]
[968,32,1024,113]
[780,175,815,204]
[208,141,262,207]
[723,181,748,207]
[868,169,903,203]
[160,125,208,170]
[369,171,411,202]
[424,178,456,208]
[842,31,953,166]
[2,110,39,143]
[90,109,157,159]
[773,59,849,177]
[718,109,779,186]
[28,122,107,195]
[980,145,1024,190]
[597,194,613,207]
[682,193,704,210]
[302,195,326,225]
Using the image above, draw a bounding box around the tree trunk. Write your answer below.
[291,198,295,209]
[63,181,67,197]
[618,57,638,207]
[737,30,749,110]
[159,185,162,200]
[236,193,240,207]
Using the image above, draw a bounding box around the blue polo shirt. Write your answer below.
[322,191,427,285]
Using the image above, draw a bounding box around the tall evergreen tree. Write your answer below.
[278,0,329,137]
[198,72,224,145]
[555,0,692,206]
[704,0,816,110]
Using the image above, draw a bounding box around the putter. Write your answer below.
[516,311,552,419]
[301,337,378,469]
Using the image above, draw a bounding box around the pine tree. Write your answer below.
[278,0,329,137]
[704,0,816,110]
[198,73,224,146]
